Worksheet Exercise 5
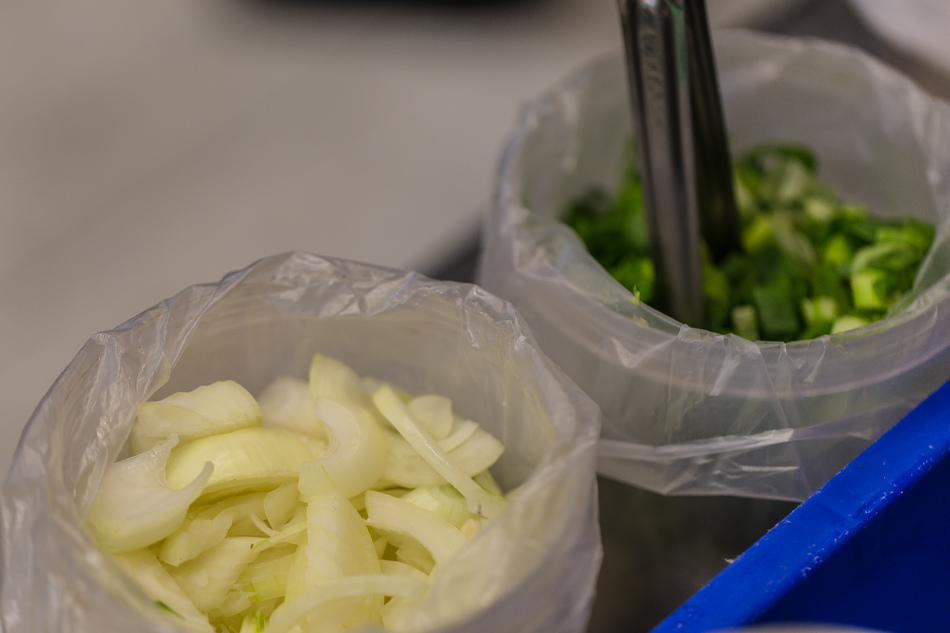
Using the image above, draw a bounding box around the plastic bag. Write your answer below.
[479,30,950,501]
[0,251,602,633]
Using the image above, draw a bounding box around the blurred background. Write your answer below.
[4,0,950,630]
[0,0,811,474]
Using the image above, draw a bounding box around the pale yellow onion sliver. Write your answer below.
[372,385,505,518]
[133,381,262,452]
[164,427,312,498]
[111,548,214,633]
[400,485,471,529]
[308,354,365,407]
[294,489,383,633]
[379,559,429,581]
[264,575,427,633]
[258,376,326,439]
[297,399,387,500]
[393,536,435,575]
[88,436,213,552]
[251,520,307,554]
[364,490,467,568]
[263,482,300,530]
[168,536,262,614]
[437,419,479,452]
[282,532,309,604]
[305,490,381,584]
[239,612,267,633]
[382,429,504,488]
[160,493,267,566]
[378,561,430,633]
[406,394,454,440]
[216,545,296,617]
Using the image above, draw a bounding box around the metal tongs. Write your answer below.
[617,0,741,327]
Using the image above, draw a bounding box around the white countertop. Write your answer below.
[0,0,796,479]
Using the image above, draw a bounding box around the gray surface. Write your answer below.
[0,0,803,484]
[0,0,618,477]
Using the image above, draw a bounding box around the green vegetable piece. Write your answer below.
[837,208,877,244]
[772,213,818,268]
[822,234,854,269]
[839,203,869,220]
[831,315,870,334]
[733,171,758,216]
[875,220,935,254]
[561,141,936,342]
[804,197,836,224]
[851,242,918,274]
[851,268,894,311]
[802,296,839,325]
[767,143,819,172]
[809,262,851,311]
[764,157,811,204]
[742,215,774,253]
[731,305,759,341]
[752,282,800,341]
[703,263,732,332]
[156,601,183,619]
[800,296,839,339]
[616,183,648,252]
[611,256,655,304]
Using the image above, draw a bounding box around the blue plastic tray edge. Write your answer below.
[650,379,950,632]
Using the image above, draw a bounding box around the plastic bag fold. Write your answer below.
[0,251,602,633]
[479,30,950,501]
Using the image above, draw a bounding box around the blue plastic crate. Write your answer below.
[652,379,950,633]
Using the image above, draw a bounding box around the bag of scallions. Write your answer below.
[479,30,950,501]
[0,252,602,633]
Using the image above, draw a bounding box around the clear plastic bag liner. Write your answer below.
[0,251,602,633]
[478,30,950,501]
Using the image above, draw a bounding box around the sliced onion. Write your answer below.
[164,428,312,499]
[266,574,426,633]
[373,385,505,518]
[365,490,467,568]
[297,398,387,499]
[132,381,262,453]
[88,436,212,552]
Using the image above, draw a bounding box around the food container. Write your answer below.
[653,378,950,633]
[0,251,602,633]
[479,29,950,501]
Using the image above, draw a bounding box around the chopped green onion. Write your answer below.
[563,143,935,341]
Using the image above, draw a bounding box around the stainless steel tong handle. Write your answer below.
[685,0,742,263]
[617,0,740,327]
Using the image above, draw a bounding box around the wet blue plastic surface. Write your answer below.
[652,379,950,633]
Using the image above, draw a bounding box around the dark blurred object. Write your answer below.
[429,235,481,283]
[591,479,796,633]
